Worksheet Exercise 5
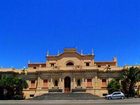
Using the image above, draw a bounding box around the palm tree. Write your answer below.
[120,67,140,97]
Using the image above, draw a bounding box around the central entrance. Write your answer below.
[64,76,71,93]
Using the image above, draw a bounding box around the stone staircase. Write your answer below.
[31,93,101,100]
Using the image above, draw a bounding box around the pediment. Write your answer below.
[47,48,94,61]
[57,51,82,59]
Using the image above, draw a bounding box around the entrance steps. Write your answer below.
[31,93,101,100]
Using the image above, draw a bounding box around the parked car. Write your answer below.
[105,91,125,100]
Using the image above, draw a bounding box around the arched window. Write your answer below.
[66,62,74,66]
[54,80,58,86]
[77,79,81,86]
[43,79,48,88]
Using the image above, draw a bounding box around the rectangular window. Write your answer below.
[33,67,36,69]
[43,79,48,89]
[30,94,34,97]
[98,65,101,67]
[77,79,81,86]
[85,62,90,66]
[54,80,58,86]
[30,80,35,89]
[87,79,92,88]
[50,63,55,67]
[102,79,107,88]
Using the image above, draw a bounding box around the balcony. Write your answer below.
[72,86,86,92]
[48,87,62,93]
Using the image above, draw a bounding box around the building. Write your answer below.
[0,48,131,99]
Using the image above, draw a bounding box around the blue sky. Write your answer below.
[0,0,140,68]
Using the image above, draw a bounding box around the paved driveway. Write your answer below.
[0,98,139,105]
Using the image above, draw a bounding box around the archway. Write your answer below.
[64,76,71,93]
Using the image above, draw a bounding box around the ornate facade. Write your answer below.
[0,48,134,99]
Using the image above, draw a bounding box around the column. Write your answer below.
[85,78,87,88]
[37,75,42,90]
[49,78,53,89]
[82,78,85,88]
[94,76,98,89]
[59,78,62,89]
[62,78,64,93]
[73,77,76,89]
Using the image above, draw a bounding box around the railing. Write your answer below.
[72,87,86,92]
[27,66,123,72]
[35,66,98,71]
[48,87,62,92]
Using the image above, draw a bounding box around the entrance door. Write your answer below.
[64,77,71,93]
